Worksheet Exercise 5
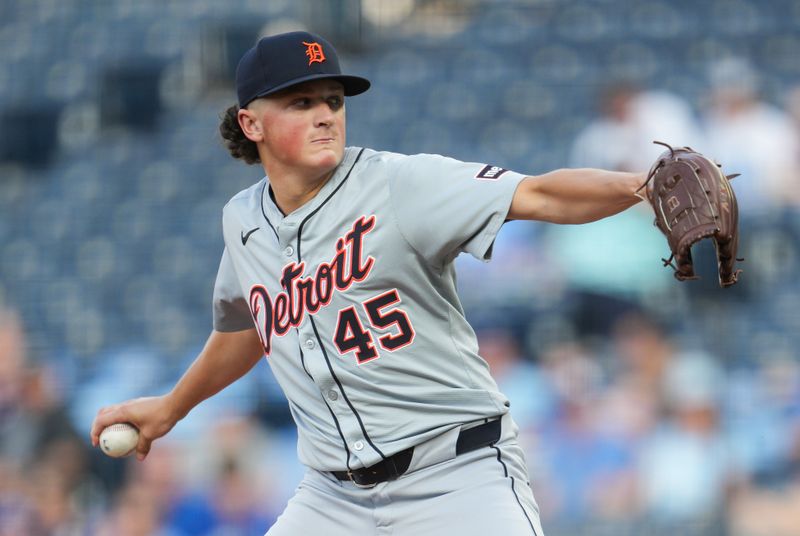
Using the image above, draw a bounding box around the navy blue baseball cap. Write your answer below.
[236,31,371,108]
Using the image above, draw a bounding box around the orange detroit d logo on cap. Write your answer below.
[303,41,326,65]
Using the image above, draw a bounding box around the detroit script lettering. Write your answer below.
[249,215,376,355]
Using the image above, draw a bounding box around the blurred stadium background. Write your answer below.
[1,0,800,535]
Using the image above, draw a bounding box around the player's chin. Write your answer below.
[309,145,344,168]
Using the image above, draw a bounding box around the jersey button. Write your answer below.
[304,339,316,350]
[327,390,339,401]
[353,440,364,451]
[283,246,294,256]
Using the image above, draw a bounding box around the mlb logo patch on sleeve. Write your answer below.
[475,165,508,180]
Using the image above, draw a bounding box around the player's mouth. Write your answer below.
[311,137,336,144]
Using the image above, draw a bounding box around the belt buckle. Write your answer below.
[346,470,378,489]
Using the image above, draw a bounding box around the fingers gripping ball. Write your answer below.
[99,423,139,458]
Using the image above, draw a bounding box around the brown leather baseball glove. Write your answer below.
[638,142,742,287]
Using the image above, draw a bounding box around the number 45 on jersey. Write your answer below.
[333,289,415,364]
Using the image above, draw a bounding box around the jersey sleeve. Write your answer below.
[212,246,254,332]
[388,153,527,265]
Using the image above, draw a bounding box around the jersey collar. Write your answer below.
[260,147,361,225]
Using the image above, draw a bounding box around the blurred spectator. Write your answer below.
[0,309,28,459]
[604,314,732,526]
[0,307,102,534]
[91,416,280,535]
[589,313,666,471]
[475,318,556,431]
[785,83,800,148]
[724,356,800,485]
[569,82,703,173]
[550,83,692,299]
[701,57,800,215]
[166,417,280,534]
[637,351,730,526]
[724,355,800,536]
[93,482,165,536]
[540,207,673,300]
[455,219,552,310]
[728,480,800,536]
[610,313,674,395]
[533,341,638,524]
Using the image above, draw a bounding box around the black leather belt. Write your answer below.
[332,418,502,487]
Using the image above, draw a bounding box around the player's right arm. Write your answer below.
[90,327,264,460]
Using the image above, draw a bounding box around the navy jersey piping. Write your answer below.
[309,316,387,460]
[258,180,280,241]
[492,446,539,536]
[263,176,352,462]
[293,148,387,461]
[295,148,366,257]
[298,341,353,471]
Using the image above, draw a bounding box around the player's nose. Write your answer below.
[313,102,335,127]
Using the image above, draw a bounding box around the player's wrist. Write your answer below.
[631,171,649,203]
[161,391,192,424]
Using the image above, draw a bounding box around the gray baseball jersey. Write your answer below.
[212,146,527,473]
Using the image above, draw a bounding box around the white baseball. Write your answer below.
[99,423,139,458]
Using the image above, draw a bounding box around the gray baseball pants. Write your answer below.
[266,413,545,536]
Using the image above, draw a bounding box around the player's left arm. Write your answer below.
[507,168,646,224]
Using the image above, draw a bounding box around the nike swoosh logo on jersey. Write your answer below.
[241,227,260,245]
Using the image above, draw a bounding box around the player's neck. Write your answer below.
[266,167,336,215]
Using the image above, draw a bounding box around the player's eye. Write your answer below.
[326,96,343,111]
[291,97,311,108]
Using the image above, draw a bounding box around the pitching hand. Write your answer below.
[90,395,179,461]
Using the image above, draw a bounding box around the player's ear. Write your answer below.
[238,106,264,143]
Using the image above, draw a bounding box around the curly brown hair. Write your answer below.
[219,104,260,164]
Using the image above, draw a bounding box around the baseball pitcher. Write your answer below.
[91,31,738,535]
